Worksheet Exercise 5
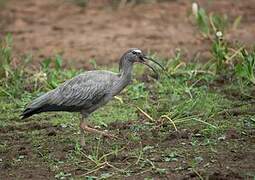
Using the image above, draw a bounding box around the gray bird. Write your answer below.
[21,48,164,146]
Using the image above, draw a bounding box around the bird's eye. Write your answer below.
[132,51,137,55]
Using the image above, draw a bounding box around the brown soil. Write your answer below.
[1,0,255,68]
[0,120,254,179]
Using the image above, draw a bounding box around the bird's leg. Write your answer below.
[80,119,86,147]
[80,117,115,140]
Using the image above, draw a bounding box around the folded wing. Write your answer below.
[21,71,116,119]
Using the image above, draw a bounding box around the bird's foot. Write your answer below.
[80,123,117,139]
[100,130,117,139]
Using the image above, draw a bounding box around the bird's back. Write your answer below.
[21,70,119,119]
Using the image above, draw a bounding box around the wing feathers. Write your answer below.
[21,71,117,119]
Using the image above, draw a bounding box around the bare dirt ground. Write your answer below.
[0,119,254,179]
[1,0,255,68]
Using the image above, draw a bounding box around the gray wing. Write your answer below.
[49,71,116,110]
[21,71,118,118]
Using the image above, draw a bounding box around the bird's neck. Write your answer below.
[120,61,133,82]
[112,61,133,95]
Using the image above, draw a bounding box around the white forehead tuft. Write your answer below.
[133,49,142,53]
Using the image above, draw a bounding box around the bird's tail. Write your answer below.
[21,108,40,119]
[21,92,51,119]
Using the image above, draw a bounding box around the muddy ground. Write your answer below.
[0,118,254,179]
[0,117,255,179]
[0,0,255,179]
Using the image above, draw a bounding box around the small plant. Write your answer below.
[127,82,148,100]
[0,34,32,97]
[163,152,179,162]
[40,55,80,90]
[192,3,229,38]
[192,3,243,74]
[194,6,210,36]
[165,49,184,75]
[211,32,229,73]
[41,55,66,89]
[210,14,228,33]
[0,34,13,79]
[235,49,255,85]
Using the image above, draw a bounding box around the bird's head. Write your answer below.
[119,48,165,75]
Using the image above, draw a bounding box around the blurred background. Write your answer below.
[0,0,254,68]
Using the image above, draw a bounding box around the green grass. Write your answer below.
[0,35,254,133]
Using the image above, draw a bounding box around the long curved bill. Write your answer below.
[143,56,166,71]
[142,61,159,77]
[140,55,168,78]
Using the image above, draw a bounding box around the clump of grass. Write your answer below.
[235,49,255,85]
[0,34,32,98]
[191,3,247,75]
[193,6,210,36]
[41,55,64,89]
[211,32,229,73]
[0,34,13,79]
[192,2,229,38]
[30,54,80,91]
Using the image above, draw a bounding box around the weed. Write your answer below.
[191,3,245,75]
[126,82,148,100]
[41,55,64,89]
[192,3,229,38]
[40,55,81,90]
[211,33,229,73]
[195,7,210,36]
[163,152,180,162]
[0,34,12,79]
[235,49,255,85]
